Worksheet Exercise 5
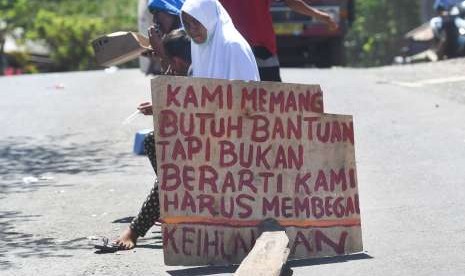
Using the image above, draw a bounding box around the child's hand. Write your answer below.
[326,17,338,31]
[148,26,164,57]
[141,49,157,59]
[137,102,153,116]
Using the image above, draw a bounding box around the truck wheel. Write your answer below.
[314,38,345,68]
[329,38,346,66]
[314,41,332,68]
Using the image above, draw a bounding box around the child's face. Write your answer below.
[169,57,189,76]
[152,11,177,35]
[181,12,207,44]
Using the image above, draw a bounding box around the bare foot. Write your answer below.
[114,228,139,250]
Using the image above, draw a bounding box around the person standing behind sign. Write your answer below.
[180,0,260,81]
[219,0,337,82]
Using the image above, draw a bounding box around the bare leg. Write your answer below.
[113,131,159,249]
[113,185,160,249]
[114,227,139,250]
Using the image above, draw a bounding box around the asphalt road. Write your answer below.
[1,60,465,275]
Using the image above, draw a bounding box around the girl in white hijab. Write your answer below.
[180,0,260,81]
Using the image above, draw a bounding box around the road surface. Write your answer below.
[1,60,465,275]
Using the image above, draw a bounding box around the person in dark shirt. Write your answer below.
[219,0,337,82]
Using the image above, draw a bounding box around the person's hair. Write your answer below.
[162,29,191,63]
[150,9,182,31]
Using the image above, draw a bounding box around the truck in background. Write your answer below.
[271,0,355,67]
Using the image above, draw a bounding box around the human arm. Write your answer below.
[283,0,338,30]
[141,27,164,62]
[147,26,175,73]
[138,102,153,116]
[148,26,166,58]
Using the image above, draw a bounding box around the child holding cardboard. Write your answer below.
[109,0,186,251]
[143,0,185,74]
[111,29,191,251]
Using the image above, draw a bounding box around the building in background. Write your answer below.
[1,34,51,75]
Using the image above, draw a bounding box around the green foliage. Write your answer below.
[1,0,138,72]
[27,10,104,71]
[7,51,38,73]
[345,0,421,66]
[4,0,423,69]
[1,0,28,30]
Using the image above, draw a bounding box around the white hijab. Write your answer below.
[181,0,260,81]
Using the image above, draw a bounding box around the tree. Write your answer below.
[0,0,32,72]
[345,0,421,66]
[27,10,104,71]
[1,0,138,73]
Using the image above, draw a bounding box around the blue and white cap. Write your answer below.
[148,0,185,15]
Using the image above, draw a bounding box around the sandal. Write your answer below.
[93,236,121,253]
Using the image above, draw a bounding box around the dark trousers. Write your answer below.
[258,66,282,82]
[129,131,160,237]
[252,46,282,82]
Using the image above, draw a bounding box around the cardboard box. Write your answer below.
[92,31,151,67]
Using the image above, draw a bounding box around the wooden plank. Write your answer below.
[151,76,362,266]
[234,231,290,276]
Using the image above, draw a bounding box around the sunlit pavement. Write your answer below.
[1,59,465,275]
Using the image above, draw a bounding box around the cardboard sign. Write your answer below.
[151,76,362,266]
[92,31,151,67]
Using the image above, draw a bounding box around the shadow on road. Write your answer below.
[167,265,238,276]
[165,253,373,275]
[0,211,90,270]
[112,216,135,223]
[287,252,373,267]
[0,134,136,196]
